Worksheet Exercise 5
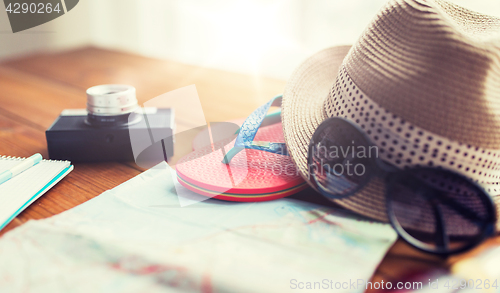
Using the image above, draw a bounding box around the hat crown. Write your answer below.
[342,0,500,149]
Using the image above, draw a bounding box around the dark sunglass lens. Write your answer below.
[386,167,496,255]
[308,118,377,199]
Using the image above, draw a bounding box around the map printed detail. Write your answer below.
[0,162,397,292]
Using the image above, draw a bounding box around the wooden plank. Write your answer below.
[3,47,287,124]
[0,66,83,129]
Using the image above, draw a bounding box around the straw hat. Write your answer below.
[281,0,500,229]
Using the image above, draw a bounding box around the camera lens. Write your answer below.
[85,84,141,127]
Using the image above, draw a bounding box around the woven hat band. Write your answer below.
[325,66,500,194]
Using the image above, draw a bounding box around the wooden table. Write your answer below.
[0,47,495,291]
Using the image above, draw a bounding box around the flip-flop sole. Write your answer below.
[176,123,305,201]
[177,174,308,202]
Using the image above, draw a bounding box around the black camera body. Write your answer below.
[46,85,174,163]
[46,109,174,162]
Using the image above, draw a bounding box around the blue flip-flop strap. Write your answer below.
[222,95,288,164]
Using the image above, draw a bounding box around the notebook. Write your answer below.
[0,155,73,231]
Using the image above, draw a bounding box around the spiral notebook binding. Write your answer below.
[0,155,23,161]
[41,158,71,164]
[0,155,70,164]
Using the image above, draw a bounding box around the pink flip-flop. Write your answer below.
[176,95,307,202]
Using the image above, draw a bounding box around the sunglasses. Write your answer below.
[307,117,497,255]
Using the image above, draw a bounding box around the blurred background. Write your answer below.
[1,0,500,80]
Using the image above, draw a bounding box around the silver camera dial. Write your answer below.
[85,84,142,127]
[86,84,138,116]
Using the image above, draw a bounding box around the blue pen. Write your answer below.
[0,153,43,185]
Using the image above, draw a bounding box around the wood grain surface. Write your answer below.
[0,47,494,291]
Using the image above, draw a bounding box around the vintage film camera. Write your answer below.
[46,85,174,163]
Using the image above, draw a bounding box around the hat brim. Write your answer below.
[282,46,388,222]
